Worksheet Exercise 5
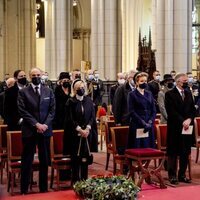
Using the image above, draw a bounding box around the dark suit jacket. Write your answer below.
[4,83,21,130]
[109,83,119,105]
[113,82,133,124]
[165,87,196,155]
[18,84,55,137]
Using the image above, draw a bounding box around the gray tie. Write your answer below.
[35,86,40,96]
[181,90,185,101]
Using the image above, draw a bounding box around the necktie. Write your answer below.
[181,90,185,101]
[35,86,40,96]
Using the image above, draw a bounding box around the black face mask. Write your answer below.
[75,74,81,79]
[62,82,71,89]
[182,82,188,89]
[18,77,27,85]
[32,77,41,85]
[138,83,147,89]
[77,88,85,96]
[167,82,174,89]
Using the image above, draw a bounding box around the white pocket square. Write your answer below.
[44,97,50,100]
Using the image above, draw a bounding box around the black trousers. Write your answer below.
[20,134,50,193]
[71,161,88,184]
[168,153,189,179]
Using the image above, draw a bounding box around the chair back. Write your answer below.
[156,124,167,151]
[156,113,161,120]
[7,131,22,161]
[154,119,160,141]
[51,130,64,159]
[107,115,115,120]
[0,124,8,150]
[110,126,129,155]
[194,117,200,144]
[105,120,115,146]
[99,115,107,133]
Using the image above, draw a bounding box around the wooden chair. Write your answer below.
[0,118,4,125]
[110,126,129,174]
[0,124,8,183]
[98,116,107,150]
[7,131,22,195]
[125,148,166,189]
[154,119,160,148]
[105,120,116,170]
[156,124,192,180]
[107,115,115,120]
[155,124,167,152]
[194,117,200,163]
[50,130,71,189]
[7,131,39,195]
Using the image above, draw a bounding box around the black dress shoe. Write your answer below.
[178,177,191,183]
[169,178,179,185]
[21,191,28,195]
[40,190,48,193]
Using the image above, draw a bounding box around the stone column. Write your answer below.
[164,0,174,73]
[45,0,73,79]
[91,0,120,80]
[0,0,4,80]
[2,0,36,76]
[104,0,117,80]
[155,0,165,75]
[152,0,192,75]
[173,0,192,72]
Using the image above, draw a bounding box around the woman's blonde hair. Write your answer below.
[71,79,88,97]
[134,72,148,84]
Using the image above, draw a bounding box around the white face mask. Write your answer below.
[88,74,94,81]
[94,74,99,79]
[118,79,125,85]
[188,77,193,83]
[41,75,48,84]
[41,75,48,80]
[155,75,161,81]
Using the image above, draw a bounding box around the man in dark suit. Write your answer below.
[148,70,161,113]
[109,72,125,113]
[4,70,27,131]
[18,68,55,194]
[165,73,196,185]
[113,70,136,125]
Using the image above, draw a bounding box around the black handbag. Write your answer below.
[75,137,93,165]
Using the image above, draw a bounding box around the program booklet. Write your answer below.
[182,125,193,135]
[136,129,149,138]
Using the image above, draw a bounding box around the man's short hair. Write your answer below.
[174,73,187,82]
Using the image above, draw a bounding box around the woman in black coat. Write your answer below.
[63,79,98,183]
[127,72,156,149]
[54,72,71,129]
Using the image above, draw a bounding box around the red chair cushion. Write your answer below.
[10,161,21,168]
[114,155,126,160]
[0,152,7,158]
[98,107,107,118]
[125,148,165,157]
[52,159,71,166]
[197,118,200,137]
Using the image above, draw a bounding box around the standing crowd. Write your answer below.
[0,67,199,194]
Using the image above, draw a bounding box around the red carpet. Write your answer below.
[3,185,200,200]
[2,149,200,199]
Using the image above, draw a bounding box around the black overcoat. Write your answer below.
[165,87,196,155]
[63,96,98,157]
